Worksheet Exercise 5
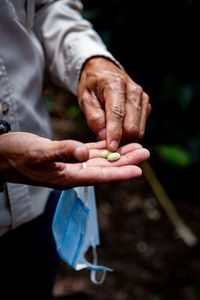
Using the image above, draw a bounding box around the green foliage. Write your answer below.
[194,282,200,295]
[148,294,164,300]
[44,96,54,112]
[66,105,81,119]
[83,8,102,21]
[185,0,194,4]
[159,75,193,110]
[157,144,192,167]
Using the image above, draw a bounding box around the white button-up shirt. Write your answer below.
[0,0,119,235]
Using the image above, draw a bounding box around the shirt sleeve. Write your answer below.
[34,0,122,95]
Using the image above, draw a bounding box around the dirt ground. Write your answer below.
[44,84,200,300]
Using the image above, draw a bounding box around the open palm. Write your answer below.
[0,133,149,190]
[52,140,150,188]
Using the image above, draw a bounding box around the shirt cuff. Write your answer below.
[62,33,123,95]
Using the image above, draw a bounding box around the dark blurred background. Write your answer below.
[49,1,200,299]
[82,0,200,202]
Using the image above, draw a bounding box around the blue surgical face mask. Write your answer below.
[52,186,113,284]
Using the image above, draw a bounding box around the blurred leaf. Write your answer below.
[98,29,112,45]
[194,282,200,294]
[160,76,193,109]
[66,105,81,119]
[185,0,194,4]
[44,96,54,112]
[178,85,193,109]
[188,134,200,164]
[148,294,164,300]
[157,144,192,167]
[83,8,102,21]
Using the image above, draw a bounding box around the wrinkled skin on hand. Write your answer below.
[0,132,150,190]
[78,57,151,151]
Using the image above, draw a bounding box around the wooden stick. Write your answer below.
[141,160,198,247]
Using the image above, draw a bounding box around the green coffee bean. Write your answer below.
[107,152,121,161]
[101,149,113,159]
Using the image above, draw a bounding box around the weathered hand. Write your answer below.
[0,133,149,190]
[78,57,151,151]
[80,140,150,186]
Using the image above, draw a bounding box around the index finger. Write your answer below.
[104,84,126,151]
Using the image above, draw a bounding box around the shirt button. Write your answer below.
[2,102,9,115]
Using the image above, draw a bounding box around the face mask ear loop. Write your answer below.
[82,163,107,284]
[83,162,88,207]
[84,186,89,207]
[90,245,107,285]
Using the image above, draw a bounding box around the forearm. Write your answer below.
[0,133,27,184]
[0,132,37,184]
[0,134,12,174]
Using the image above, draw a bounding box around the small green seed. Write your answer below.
[101,149,113,159]
[108,152,121,161]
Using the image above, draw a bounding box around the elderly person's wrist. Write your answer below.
[0,120,11,192]
[80,56,123,80]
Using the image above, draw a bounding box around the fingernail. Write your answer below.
[98,128,106,140]
[109,140,118,151]
[74,146,88,162]
[143,148,150,158]
[135,148,150,158]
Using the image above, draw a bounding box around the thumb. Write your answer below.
[48,140,89,163]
